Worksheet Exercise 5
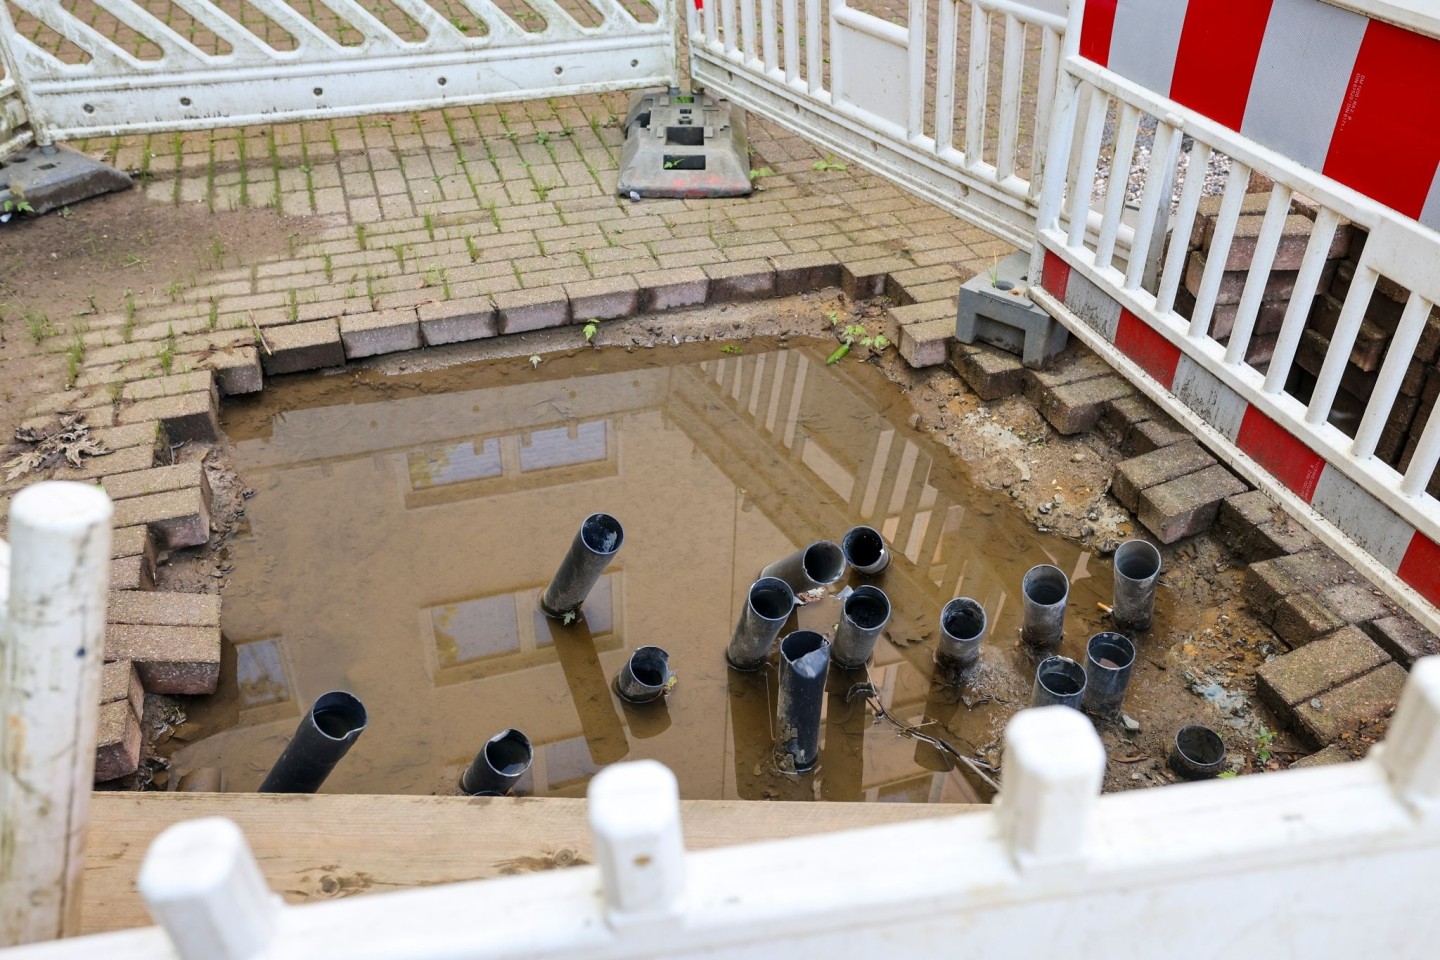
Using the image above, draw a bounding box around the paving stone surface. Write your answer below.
[1364,615,1440,668]
[1256,626,1391,709]
[1112,442,1216,513]
[1294,662,1407,748]
[949,341,1027,400]
[95,699,142,782]
[104,624,222,695]
[1137,464,1249,544]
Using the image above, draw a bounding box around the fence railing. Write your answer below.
[0,0,676,142]
[1030,0,1440,632]
[688,0,1080,249]
[1,656,1438,958]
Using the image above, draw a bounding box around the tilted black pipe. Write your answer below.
[461,728,534,796]
[541,513,624,619]
[258,691,367,794]
[775,630,830,772]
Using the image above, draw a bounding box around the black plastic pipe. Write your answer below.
[760,540,846,594]
[1030,656,1086,710]
[1021,564,1069,649]
[726,577,795,670]
[461,728,534,796]
[776,630,830,772]
[831,585,891,669]
[541,513,624,619]
[1170,725,1227,779]
[258,691,367,793]
[614,646,672,703]
[1083,631,1136,715]
[934,597,987,684]
[841,525,890,575]
[1112,539,1162,634]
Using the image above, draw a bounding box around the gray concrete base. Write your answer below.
[955,251,1068,369]
[617,89,752,199]
[0,144,132,216]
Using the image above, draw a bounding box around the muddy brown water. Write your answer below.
[172,338,1174,803]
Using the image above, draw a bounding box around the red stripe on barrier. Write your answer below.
[1079,0,1119,67]
[1398,531,1440,607]
[1323,21,1440,222]
[1168,0,1274,130]
[1113,310,1180,389]
[1235,407,1326,501]
[1042,250,1071,300]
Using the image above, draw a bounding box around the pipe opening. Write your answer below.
[485,729,533,775]
[802,541,845,584]
[1024,565,1068,605]
[1087,632,1136,671]
[750,578,796,620]
[844,587,890,629]
[1037,657,1085,697]
[310,692,367,740]
[781,630,826,663]
[1116,540,1161,580]
[629,647,669,686]
[941,598,986,642]
[841,526,885,568]
[580,513,624,554]
[1175,725,1224,766]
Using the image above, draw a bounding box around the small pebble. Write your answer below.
[1087,510,1099,521]
[1310,698,1324,710]
[1122,714,1141,732]
[1071,452,1084,462]
[907,412,922,429]
[1037,502,1052,514]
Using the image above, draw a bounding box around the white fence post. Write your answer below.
[996,705,1104,870]
[588,760,686,928]
[1377,657,1440,816]
[0,482,113,947]
[138,818,281,960]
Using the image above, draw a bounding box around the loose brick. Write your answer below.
[705,259,776,302]
[111,555,154,591]
[95,699,142,782]
[1245,551,1357,623]
[108,590,221,628]
[1272,592,1350,647]
[1363,615,1440,668]
[637,266,708,312]
[100,659,145,719]
[1112,441,1216,513]
[566,275,639,321]
[1138,464,1248,544]
[104,624,222,695]
[419,297,498,346]
[112,487,211,550]
[949,341,1026,401]
[898,318,953,369]
[841,256,909,299]
[122,371,214,403]
[111,525,158,578]
[1294,662,1407,747]
[773,251,841,296]
[1217,490,1316,562]
[119,391,218,443]
[1038,376,1134,435]
[262,320,345,376]
[200,347,264,395]
[1290,744,1351,768]
[101,461,206,502]
[495,286,569,333]
[1257,626,1391,709]
[1101,395,1156,439]
[341,308,422,359]
[1128,418,1191,455]
[90,421,168,454]
[1022,353,1112,409]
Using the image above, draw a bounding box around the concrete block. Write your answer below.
[261,320,345,376]
[1217,490,1318,562]
[201,347,264,395]
[121,372,213,403]
[341,308,422,359]
[101,461,205,501]
[841,256,909,300]
[1273,591,1349,647]
[119,391,218,443]
[1363,615,1440,668]
[418,297,498,346]
[956,253,1068,369]
[1127,417,1191,455]
[1023,353,1113,408]
[100,659,145,720]
[773,251,841,296]
[1101,395,1156,437]
[111,555,155,591]
[1206,213,1347,271]
[1038,376,1134,435]
[1112,441,1216,513]
[566,276,639,321]
[1245,551,1357,623]
[1294,661,1407,747]
[1290,744,1352,768]
[704,259,776,302]
[0,144,131,216]
[949,341,1027,401]
[111,525,158,577]
[91,421,168,455]
[1138,464,1248,544]
[898,318,952,369]
[108,590,221,628]
[495,287,569,333]
[112,486,211,550]
[1257,626,1391,708]
[637,266,708,312]
[104,623,222,695]
[95,699,142,782]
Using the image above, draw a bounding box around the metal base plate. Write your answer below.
[0,144,132,216]
[617,89,752,199]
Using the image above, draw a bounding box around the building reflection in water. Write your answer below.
[174,345,1120,802]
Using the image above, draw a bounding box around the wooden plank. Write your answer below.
[81,793,980,935]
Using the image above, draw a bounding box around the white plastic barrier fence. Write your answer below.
[3,660,1440,957]
[0,484,113,947]
[688,0,1077,249]
[0,0,677,142]
[1029,0,1440,632]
